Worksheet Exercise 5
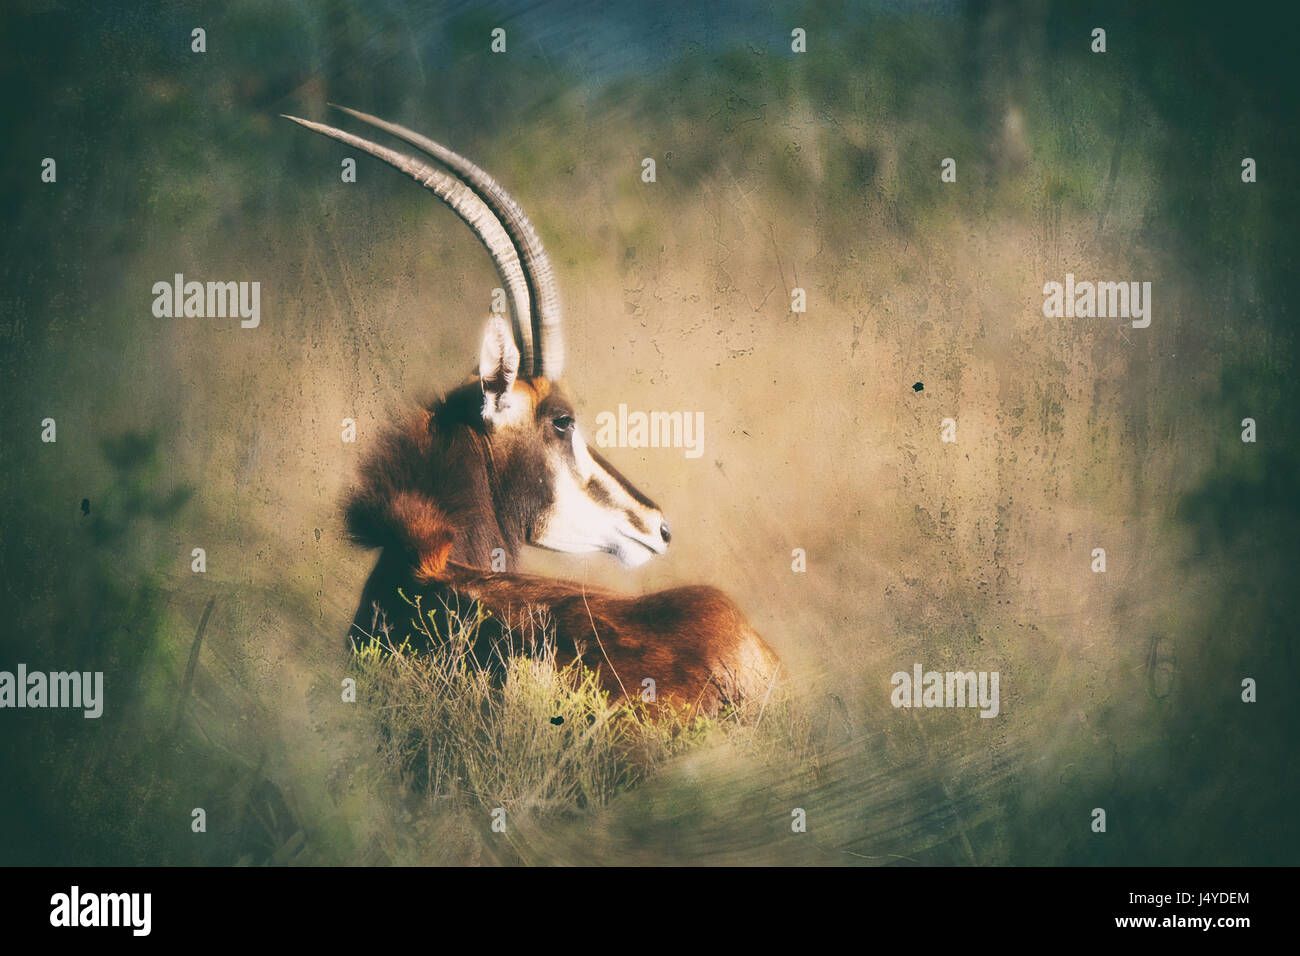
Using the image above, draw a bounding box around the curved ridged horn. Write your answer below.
[327,104,564,380]
[281,113,535,374]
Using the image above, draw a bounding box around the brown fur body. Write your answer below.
[346,381,780,715]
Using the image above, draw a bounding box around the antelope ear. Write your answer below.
[478,316,520,418]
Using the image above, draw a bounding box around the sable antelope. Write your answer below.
[285,106,780,714]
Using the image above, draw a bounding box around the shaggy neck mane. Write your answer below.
[343,386,522,580]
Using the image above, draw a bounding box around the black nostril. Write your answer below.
[660,521,672,544]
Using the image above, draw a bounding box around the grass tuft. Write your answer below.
[348,594,787,818]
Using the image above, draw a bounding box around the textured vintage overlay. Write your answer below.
[0,1,1296,866]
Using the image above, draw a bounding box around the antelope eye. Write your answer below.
[551,415,574,433]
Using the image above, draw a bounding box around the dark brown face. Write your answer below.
[476,317,671,567]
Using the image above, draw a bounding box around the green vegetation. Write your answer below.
[350,601,722,815]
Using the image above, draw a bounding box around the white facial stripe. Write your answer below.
[533,452,617,553]
[532,425,666,566]
[572,427,596,481]
[574,428,649,519]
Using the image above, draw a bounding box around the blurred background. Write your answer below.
[1,0,1296,864]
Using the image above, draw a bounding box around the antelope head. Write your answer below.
[284,106,671,569]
